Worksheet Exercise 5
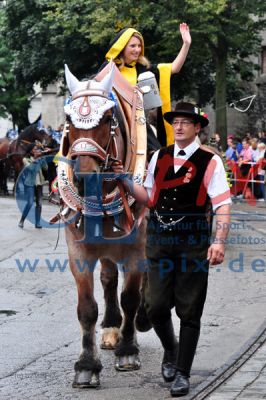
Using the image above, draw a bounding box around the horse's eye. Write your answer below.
[102,115,112,124]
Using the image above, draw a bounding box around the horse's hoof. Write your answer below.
[72,370,100,388]
[100,327,120,350]
[115,355,141,371]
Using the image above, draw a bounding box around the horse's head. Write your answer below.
[19,125,57,150]
[60,62,125,201]
[63,63,121,170]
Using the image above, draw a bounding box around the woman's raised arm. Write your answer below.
[171,23,191,75]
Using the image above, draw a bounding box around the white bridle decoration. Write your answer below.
[64,62,116,129]
[64,96,115,129]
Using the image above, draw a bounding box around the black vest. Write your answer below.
[150,145,214,230]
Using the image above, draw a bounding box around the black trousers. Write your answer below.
[145,221,210,330]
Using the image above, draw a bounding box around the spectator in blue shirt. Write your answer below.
[225,137,238,161]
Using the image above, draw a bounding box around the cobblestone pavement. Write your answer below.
[0,196,265,399]
[206,340,266,400]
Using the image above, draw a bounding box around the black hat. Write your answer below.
[164,102,209,128]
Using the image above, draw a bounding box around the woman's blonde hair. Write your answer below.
[115,32,151,69]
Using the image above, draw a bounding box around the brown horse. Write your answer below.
[0,124,58,193]
[56,62,148,388]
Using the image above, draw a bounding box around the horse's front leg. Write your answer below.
[100,258,122,349]
[69,257,102,388]
[115,267,142,371]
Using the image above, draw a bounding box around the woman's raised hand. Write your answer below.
[179,23,191,46]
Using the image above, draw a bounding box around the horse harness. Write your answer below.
[53,65,147,238]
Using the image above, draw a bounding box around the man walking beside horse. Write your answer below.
[112,101,231,397]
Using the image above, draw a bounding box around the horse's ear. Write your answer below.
[64,64,80,95]
[62,134,70,157]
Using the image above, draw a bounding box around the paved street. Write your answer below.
[0,195,265,399]
[206,340,266,399]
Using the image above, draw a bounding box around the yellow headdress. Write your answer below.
[105,28,144,62]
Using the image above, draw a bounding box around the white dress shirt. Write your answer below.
[144,140,231,211]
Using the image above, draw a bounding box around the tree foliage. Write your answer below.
[183,0,266,144]
[0,7,30,129]
[2,0,216,96]
[1,0,266,138]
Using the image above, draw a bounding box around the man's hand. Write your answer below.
[111,160,124,174]
[111,160,149,205]
[208,204,231,266]
[111,160,130,183]
[207,243,225,266]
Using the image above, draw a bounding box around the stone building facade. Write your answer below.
[28,82,65,131]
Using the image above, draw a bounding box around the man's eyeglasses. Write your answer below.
[172,119,194,127]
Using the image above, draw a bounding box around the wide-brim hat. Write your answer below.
[164,102,209,128]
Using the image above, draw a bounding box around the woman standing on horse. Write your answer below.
[100,23,191,148]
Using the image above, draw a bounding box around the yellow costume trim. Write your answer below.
[120,65,137,86]
[105,28,144,62]
[158,63,173,145]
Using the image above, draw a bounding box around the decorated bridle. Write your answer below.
[67,89,119,172]
[58,63,135,223]
[63,64,121,166]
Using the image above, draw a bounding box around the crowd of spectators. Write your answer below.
[223,132,266,201]
[2,122,266,203]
